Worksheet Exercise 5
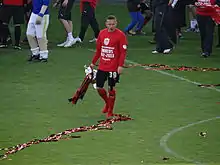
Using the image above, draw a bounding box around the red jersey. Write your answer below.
[80,0,97,12]
[3,0,24,6]
[92,28,128,72]
[196,0,216,16]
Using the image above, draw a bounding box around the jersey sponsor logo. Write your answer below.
[104,38,110,46]
[199,0,210,3]
[196,0,211,5]
[102,46,114,49]
[101,46,114,59]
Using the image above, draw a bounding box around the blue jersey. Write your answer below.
[32,0,50,15]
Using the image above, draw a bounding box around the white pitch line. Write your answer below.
[160,116,220,165]
[125,59,220,93]
[88,48,220,93]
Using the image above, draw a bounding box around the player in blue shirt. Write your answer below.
[26,0,50,62]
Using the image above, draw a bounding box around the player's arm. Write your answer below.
[36,0,50,24]
[91,34,101,67]
[38,0,50,16]
[118,33,128,74]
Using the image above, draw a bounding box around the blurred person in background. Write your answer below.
[55,0,76,48]
[75,0,100,43]
[151,0,176,54]
[196,0,220,57]
[185,0,199,32]
[26,0,50,62]
[129,0,152,35]
[0,0,24,49]
[138,0,152,33]
[171,0,187,39]
[124,0,144,35]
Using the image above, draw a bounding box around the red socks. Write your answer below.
[97,88,109,113]
[97,88,116,117]
[107,89,116,117]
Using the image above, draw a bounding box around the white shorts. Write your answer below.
[26,13,49,39]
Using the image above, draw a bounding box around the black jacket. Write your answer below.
[152,0,169,8]
[127,0,140,12]
[140,2,150,13]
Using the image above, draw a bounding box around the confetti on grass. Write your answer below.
[0,114,133,160]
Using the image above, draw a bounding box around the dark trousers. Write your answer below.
[79,2,100,41]
[151,7,155,33]
[172,4,186,30]
[154,5,175,52]
[0,22,10,45]
[0,5,23,46]
[197,15,215,54]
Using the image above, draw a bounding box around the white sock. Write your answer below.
[68,32,74,41]
[31,47,40,56]
[194,20,198,28]
[40,50,48,59]
[190,19,197,29]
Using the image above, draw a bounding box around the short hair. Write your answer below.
[106,15,117,21]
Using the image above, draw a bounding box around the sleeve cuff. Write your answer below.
[38,13,44,17]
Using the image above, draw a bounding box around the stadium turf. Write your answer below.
[0,3,220,165]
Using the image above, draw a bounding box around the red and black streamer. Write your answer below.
[124,63,220,72]
[124,63,220,88]
[68,74,93,104]
[198,84,220,88]
[0,114,133,160]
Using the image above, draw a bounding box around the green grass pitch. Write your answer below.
[0,3,220,165]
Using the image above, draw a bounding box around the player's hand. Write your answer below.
[117,66,123,75]
[35,16,42,25]
[62,0,68,7]
[90,63,95,69]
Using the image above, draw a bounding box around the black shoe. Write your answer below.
[201,52,210,58]
[27,55,40,61]
[40,58,48,62]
